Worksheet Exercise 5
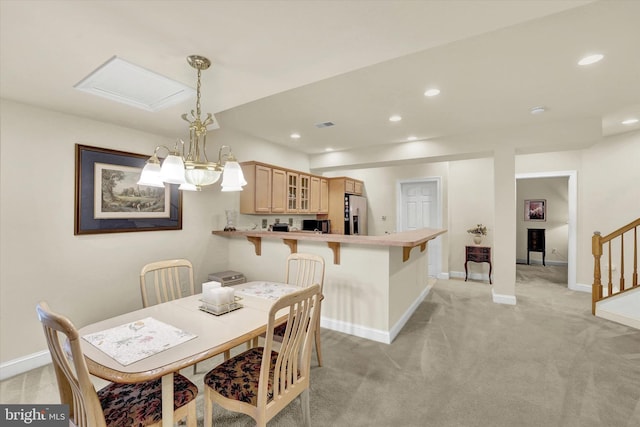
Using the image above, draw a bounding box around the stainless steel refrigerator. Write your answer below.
[344,195,368,235]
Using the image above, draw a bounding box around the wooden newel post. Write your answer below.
[592,231,602,315]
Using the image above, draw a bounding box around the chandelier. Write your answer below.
[137,55,246,192]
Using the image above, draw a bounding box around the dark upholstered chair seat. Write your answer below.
[98,373,198,427]
[204,347,283,407]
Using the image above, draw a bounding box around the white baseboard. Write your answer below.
[437,272,450,280]
[492,288,517,305]
[320,317,391,344]
[388,283,432,343]
[516,259,568,267]
[449,270,491,282]
[569,282,591,293]
[320,282,433,345]
[0,350,51,381]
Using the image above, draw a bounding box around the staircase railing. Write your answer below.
[592,217,640,314]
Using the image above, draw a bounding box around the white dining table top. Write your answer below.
[79,281,291,383]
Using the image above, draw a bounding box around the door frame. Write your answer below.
[515,170,580,291]
[396,177,443,278]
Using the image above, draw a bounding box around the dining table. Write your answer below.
[78,281,301,427]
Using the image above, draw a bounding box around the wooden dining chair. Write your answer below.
[250,253,325,365]
[140,258,219,371]
[203,284,321,427]
[36,301,198,427]
[139,259,195,308]
[283,253,325,366]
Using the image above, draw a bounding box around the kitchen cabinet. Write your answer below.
[310,176,329,214]
[298,174,310,213]
[240,161,341,215]
[286,171,298,212]
[239,162,287,214]
[326,177,365,234]
[333,177,364,195]
[319,178,329,213]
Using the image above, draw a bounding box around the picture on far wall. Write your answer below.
[524,199,546,221]
[74,144,182,235]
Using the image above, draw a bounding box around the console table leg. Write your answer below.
[489,261,493,284]
[464,261,468,281]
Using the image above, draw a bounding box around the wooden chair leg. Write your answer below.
[300,389,311,427]
[204,388,213,427]
[187,402,197,427]
[314,318,323,366]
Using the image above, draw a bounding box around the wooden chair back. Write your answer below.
[36,302,107,427]
[260,284,321,423]
[140,259,195,307]
[285,253,325,291]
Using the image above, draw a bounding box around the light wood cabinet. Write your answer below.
[298,175,310,213]
[319,178,329,213]
[326,177,364,234]
[309,176,320,213]
[310,177,329,213]
[271,168,286,213]
[240,162,287,214]
[286,171,298,212]
[240,161,347,215]
[354,180,363,195]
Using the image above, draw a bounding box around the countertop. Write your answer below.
[212,228,446,248]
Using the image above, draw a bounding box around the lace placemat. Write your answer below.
[83,317,196,366]
[237,282,300,300]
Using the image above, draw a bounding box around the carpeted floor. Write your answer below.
[3,268,639,426]
[180,268,640,426]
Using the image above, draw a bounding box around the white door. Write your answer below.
[399,179,441,277]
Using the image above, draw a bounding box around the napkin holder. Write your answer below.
[200,286,242,316]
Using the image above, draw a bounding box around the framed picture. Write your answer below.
[75,144,182,235]
[524,199,546,222]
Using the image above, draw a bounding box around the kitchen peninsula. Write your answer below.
[213,228,446,344]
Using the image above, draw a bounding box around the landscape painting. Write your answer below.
[74,144,182,235]
[94,163,169,219]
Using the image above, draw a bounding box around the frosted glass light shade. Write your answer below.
[221,161,247,192]
[179,182,200,191]
[137,162,165,188]
[184,161,222,186]
[160,154,187,184]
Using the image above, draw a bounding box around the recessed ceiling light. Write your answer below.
[424,88,440,97]
[578,54,604,66]
[407,136,418,141]
[325,147,334,152]
[290,133,301,139]
[530,106,547,115]
[389,115,402,122]
[622,118,639,125]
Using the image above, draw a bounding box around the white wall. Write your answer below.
[0,99,309,366]
[515,131,640,286]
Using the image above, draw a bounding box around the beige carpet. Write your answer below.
[183,270,639,426]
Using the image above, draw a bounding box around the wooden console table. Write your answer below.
[465,245,492,284]
[527,228,546,266]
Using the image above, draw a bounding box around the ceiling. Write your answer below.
[2,0,639,159]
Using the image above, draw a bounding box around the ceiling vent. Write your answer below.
[315,121,335,128]
[74,56,195,112]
